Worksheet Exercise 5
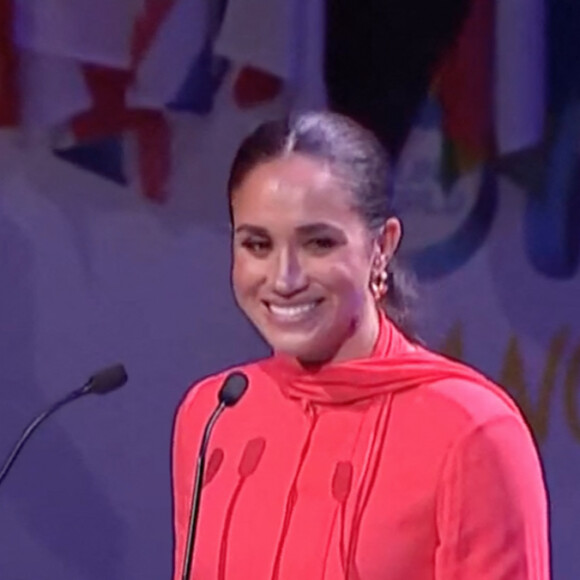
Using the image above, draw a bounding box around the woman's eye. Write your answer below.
[307,237,337,251]
[241,239,271,254]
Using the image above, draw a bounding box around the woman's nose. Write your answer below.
[271,248,307,296]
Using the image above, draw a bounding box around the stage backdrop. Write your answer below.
[1,11,579,579]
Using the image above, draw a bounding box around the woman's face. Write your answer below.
[231,153,391,364]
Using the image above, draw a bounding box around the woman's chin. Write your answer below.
[262,319,350,364]
[271,336,339,366]
[273,341,313,359]
[271,337,321,360]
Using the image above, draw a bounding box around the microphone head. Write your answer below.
[85,364,128,395]
[218,372,248,407]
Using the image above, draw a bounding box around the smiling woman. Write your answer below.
[228,113,418,352]
[171,111,550,580]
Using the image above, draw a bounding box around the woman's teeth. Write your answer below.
[268,302,318,321]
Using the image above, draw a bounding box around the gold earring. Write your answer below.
[370,269,388,301]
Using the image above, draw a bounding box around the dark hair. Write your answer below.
[227,110,419,340]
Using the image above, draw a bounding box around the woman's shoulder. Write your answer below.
[419,372,525,433]
[403,372,538,474]
[402,346,524,431]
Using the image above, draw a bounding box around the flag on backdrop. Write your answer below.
[434,0,546,171]
[495,0,546,155]
[214,0,327,109]
[433,0,495,170]
[13,0,137,67]
[215,0,297,85]
[128,0,208,110]
[6,0,178,200]
[65,62,171,202]
[214,0,293,107]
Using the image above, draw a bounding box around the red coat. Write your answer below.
[172,315,549,579]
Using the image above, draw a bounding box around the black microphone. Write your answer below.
[0,363,128,487]
[181,371,248,580]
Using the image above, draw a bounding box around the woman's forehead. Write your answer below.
[231,155,356,216]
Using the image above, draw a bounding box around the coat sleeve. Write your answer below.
[434,415,550,579]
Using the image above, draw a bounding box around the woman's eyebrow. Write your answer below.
[234,224,269,236]
[296,223,346,240]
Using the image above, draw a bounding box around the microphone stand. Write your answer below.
[180,371,248,580]
[181,402,226,580]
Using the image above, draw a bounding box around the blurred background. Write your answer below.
[0,0,578,578]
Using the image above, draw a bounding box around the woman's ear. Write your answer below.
[379,217,402,261]
[370,217,400,276]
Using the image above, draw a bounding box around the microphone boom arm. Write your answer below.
[0,387,86,486]
[0,363,128,487]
